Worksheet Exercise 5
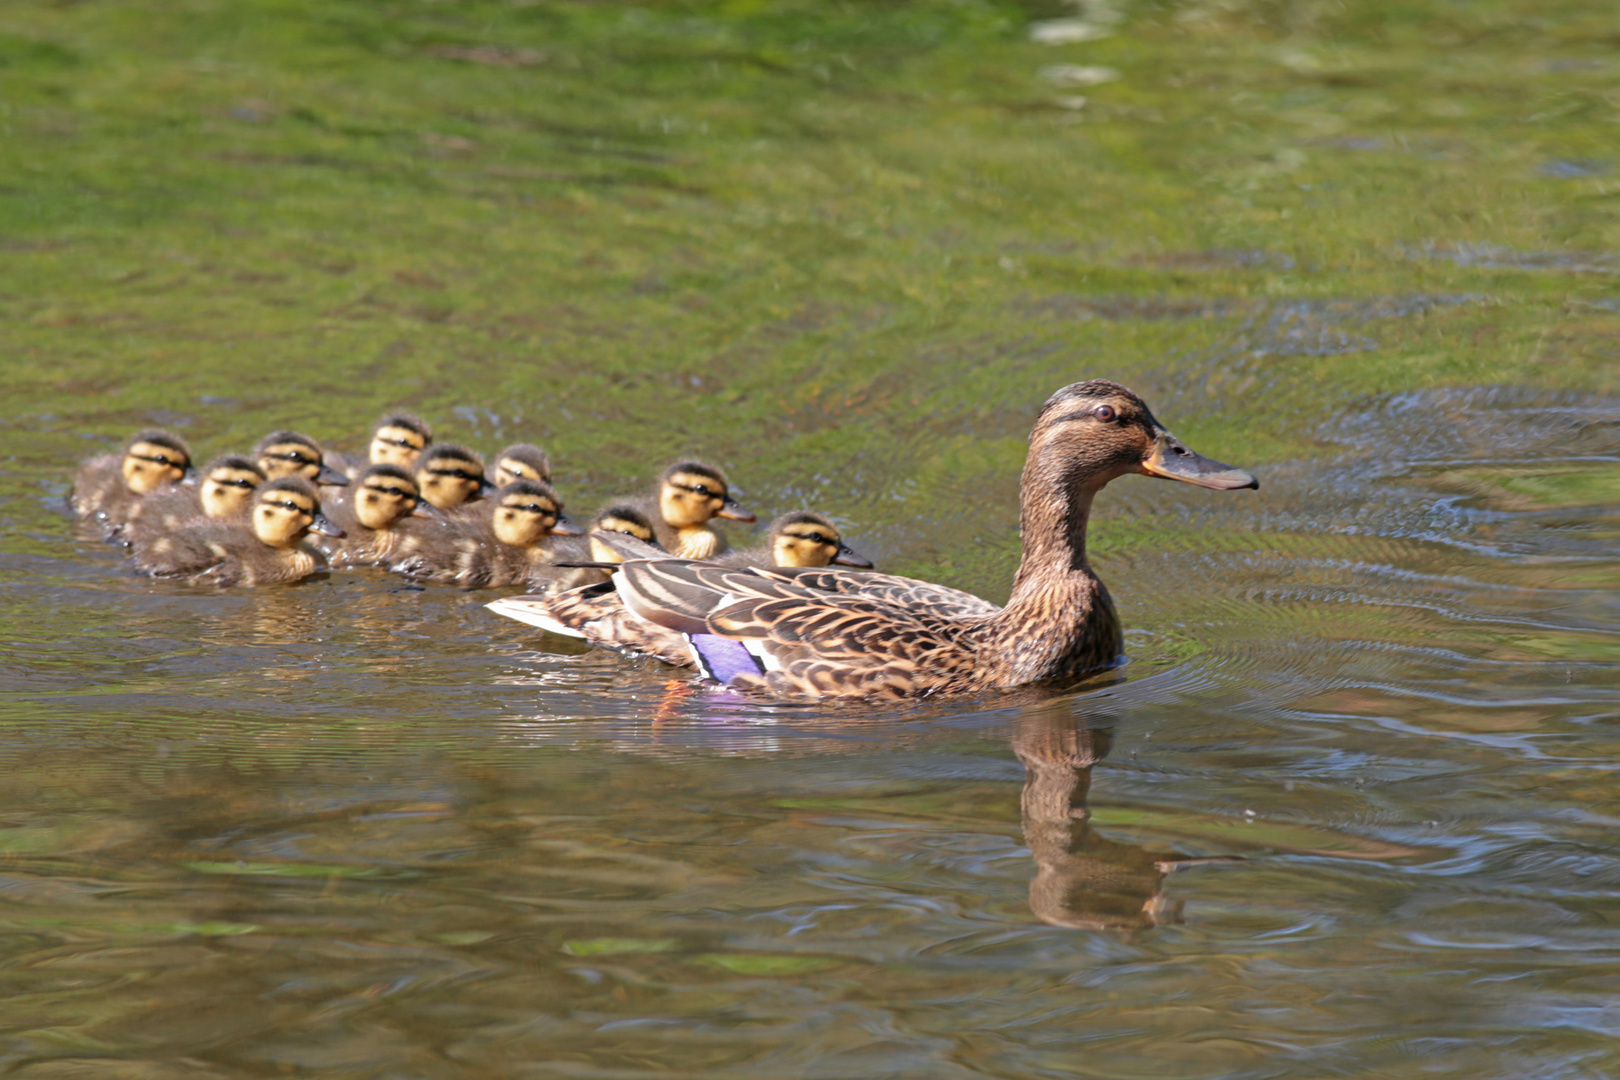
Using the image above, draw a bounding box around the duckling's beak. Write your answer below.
[550,515,587,537]
[479,478,497,496]
[717,496,756,523]
[181,467,199,485]
[1141,429,1259,491]
[317,463,350,486]
[411,500,439,517]
[310,512,346,538]
[833,542,874,569]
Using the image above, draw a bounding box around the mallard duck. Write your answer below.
[70,429,195,534]
[414,443,495,511]
[391,479,585,586]
[253,431,349,486]
[714,511,873,570]
[491,443,552,487]
[328,412,434,477]
[489,380,1257,698]
[130,477,344,586]
[630,461,755,559]
[121,454,265,545]
[486,511,869,664]
[317,463,430,568]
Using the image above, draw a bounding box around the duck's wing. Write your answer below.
[613,560,989,698]
[756,566,1002,621]
[487,585,691,665]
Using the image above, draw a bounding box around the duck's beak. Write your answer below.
[411,500,438,518]
[181,467,199,485]
[310,512,346,537]
[317,462,350,486]
[478,477,497,496]
[717,496,756,523]
[1140,428,1259,491]
[550,514,587,537]
[833,542,874,569]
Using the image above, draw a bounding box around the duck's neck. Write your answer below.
[984,469,1120,684]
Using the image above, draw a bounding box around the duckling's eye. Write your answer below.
[1093,405,1117,422]
[222,478,255,489]
[270,500,304,513]
[809,533,828,544]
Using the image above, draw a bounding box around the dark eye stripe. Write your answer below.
[131,453,179,466]
[216,478,257,489]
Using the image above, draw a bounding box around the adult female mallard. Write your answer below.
[487,380,1256,698]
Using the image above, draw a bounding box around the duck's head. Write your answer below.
[1028,381,1258,495]
[251,477,344,549]
[658,462,754,528]
[588,503,662,563]
[368,413,432,469]
[353,463,426,530]
[415,444,494,510]
[767,511,874,568]
[491,443,552,487]
[491,479,586,547]
[197,455,265,518]
[120,430,194,494]
[254,431,349,486]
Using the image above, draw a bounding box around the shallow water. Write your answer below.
[5,0,1620,1075]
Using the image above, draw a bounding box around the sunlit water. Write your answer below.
[1,367,1616,1077]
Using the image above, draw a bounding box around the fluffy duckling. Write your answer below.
[491,443,552,487]
[70,429,195,534]
[130,477,344,587]
[122,454,265,545]
[391,479,585,587]
[414,443,494,512]
[715,511,874,570]
[531,504,665,592]
[254,430,349,486]
[631,461,755,559]
[318,464,430,568]
[329,412,434,478]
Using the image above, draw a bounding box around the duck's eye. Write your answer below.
[809,534,827,544]
[1093,405,1117,422]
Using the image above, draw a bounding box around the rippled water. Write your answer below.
[2,373,1617,1077]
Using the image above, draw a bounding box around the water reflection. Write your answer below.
[1013,703,1190,932]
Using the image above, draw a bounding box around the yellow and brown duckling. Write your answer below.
[714,511,873,570]
[329,412,434,478]
[491,380,1259,698]
[632,461,755,559]
[530,503,666,592]
[130,476,344,587]
[391,479,585,587]
[70,429,195,535]
[317,464,430,568]
[254,430,350,486]
[491,443,552,487]
[414,443,495,512]
[122,454,266,546]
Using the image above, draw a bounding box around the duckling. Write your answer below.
[714,511,873,570]
[317,464,430,568]
[70,429,195,535]
[491,443,552,487]
[130,477,344,587]
[122,454,266,546]
[414,443,495,512]
[530,503,665,592]
[391,479,585,587]
[254,430,350,486]
[631,461,755,559]
[328,412,434,478]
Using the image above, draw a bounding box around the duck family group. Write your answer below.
[69,413,873,589]
[71,382,1258,699]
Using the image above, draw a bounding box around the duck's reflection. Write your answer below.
[1014,705,1186,932]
